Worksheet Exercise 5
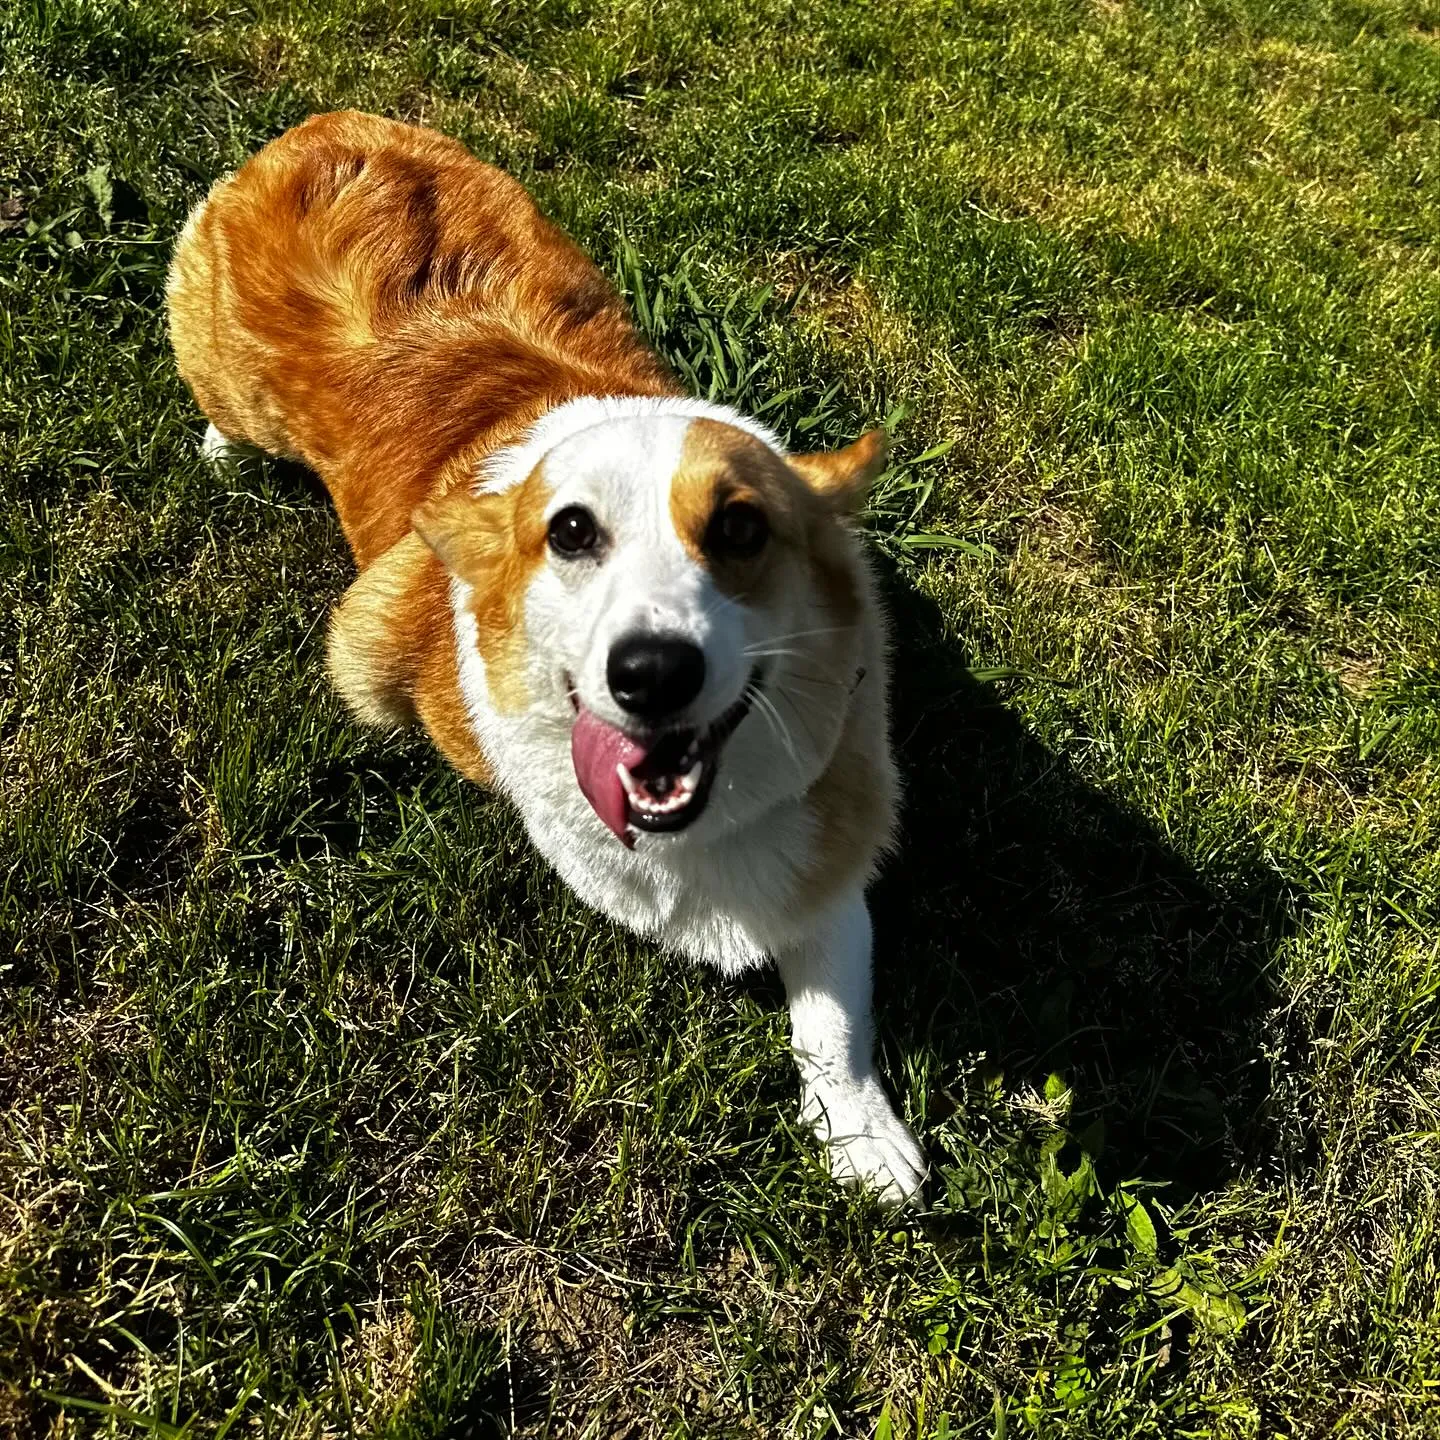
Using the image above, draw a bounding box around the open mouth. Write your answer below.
[568,672,760,845]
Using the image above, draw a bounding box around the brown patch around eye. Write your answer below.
[706,499,770,559]
[670,418,804,596]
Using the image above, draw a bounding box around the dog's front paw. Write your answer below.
[801,1075,928,1208]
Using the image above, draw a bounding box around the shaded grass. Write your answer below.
[2,0,1439,1434]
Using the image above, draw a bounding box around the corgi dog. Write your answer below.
[166,111,926,1204]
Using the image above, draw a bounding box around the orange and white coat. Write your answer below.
[167,111,925,1202]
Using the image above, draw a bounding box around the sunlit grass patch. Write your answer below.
[3,0,1440,1434]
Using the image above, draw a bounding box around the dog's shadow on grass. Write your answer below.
[862,574,1298,1206]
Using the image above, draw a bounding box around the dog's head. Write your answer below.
[415,400,887,845]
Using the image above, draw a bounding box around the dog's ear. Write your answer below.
[789,429,889,514]
[412,486,512,580]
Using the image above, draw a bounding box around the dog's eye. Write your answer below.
[548,505,599,556]
[709,501,769,559]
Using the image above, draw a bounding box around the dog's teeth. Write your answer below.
[624,767,701,817]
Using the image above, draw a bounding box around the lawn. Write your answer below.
[3,0,1440,1434]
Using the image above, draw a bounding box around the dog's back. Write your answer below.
[167,110,674,566]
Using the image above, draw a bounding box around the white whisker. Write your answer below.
[749,684,799,767]
[740,646,812,661]
[748,624,852,647]
[772,683,823,755]
[776,671,848,689]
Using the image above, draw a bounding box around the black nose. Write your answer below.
[607,634,706,720]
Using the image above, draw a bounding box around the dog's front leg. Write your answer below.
[776,887,927,1206]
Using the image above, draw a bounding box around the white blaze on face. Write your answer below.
[521,413,752,732]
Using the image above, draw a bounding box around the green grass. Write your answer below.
[3,0,1440,1433]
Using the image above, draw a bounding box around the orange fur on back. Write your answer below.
[167,112,680,773]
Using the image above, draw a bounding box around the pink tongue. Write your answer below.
[571,708,649,844]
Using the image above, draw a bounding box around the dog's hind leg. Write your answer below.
[776,887,927,1207]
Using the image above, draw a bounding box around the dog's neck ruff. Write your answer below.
[477,395,786,494]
